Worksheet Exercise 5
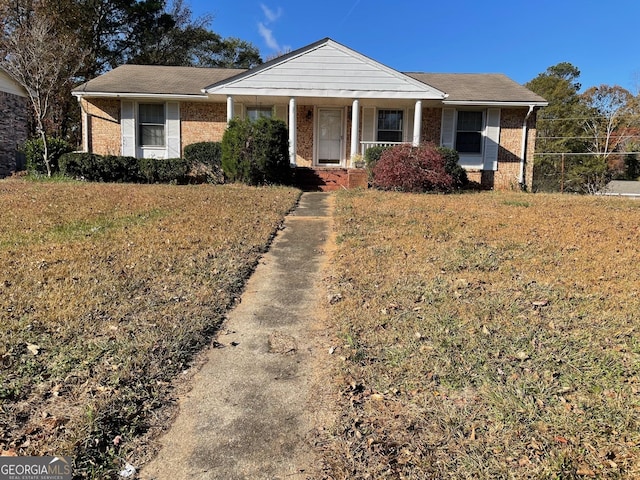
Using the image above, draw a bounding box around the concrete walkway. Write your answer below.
[142,192,333,480]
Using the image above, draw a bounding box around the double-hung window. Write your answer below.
[455,111,483,153]
[139,104,165,147]
[377,110,403,142]
[247,106,273,122]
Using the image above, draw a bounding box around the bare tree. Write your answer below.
[581,85,637,160]
[0,12,81,176]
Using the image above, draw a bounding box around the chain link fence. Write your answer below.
[533,152,640,194]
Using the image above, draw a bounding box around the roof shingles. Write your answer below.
[73,65,546,105]
[73,65,245,96]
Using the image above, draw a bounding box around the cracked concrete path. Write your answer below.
[141,192,334,480]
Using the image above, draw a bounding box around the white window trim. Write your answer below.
[454,109,485,157]
[375,108,406,143]
[138,102,166,149]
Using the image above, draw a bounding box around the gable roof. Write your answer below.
[71,38,546,106]
[408,73,547,105]
[204,38,447,100]
[72,65,244,98]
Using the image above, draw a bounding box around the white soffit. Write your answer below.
[205,38,447,100]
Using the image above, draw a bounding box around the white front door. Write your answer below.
[317,108,343,165]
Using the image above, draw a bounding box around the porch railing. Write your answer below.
[359,141,406,157]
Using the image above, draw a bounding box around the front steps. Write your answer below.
[293,167,368,191]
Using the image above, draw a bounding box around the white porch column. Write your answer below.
[226,95,234,122]
[288,97,297,166]
[350,98,360,162]
[413,100,422,146]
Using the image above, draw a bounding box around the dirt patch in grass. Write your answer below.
[322,190,640,478]
[0,179,300,477]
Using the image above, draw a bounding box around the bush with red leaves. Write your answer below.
[372,143,454,193]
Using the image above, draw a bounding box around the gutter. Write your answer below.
[519,104,535,188]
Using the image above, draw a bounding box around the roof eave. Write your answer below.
[72,91,209,100]
[443,100,548,107]
[205,87,446,100]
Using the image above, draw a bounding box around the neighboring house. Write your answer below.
[0,68,29,178]
[72,38,547,190]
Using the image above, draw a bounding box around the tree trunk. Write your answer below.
[39,125,51,177]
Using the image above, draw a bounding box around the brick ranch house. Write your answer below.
[0,68,28,178]
[72,38,547,190]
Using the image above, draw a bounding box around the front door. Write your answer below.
[317,108,343,165]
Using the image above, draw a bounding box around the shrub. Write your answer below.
[436,147,468,189]
[365,145,391,182]
[139,157,192,184]
[184,142,224,184]
[22,137,74,175]
[372,143,454,193]
[59,153,141,182]
[221,117,291,186]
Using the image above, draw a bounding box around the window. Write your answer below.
[247,106,273,122]
[139,104,165,147]
[377,110,403,142]
[455,111,483,153]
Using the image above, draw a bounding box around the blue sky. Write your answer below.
[190,0,640,93]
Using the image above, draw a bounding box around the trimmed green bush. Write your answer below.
[139,157,192,184]
[436,147,468,189]
[60,153,141,182]
[22,137,74,175]
[364,145,391,182]
[184,142,224,184]
[221,117,291,186]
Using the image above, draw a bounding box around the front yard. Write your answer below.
[323,190,640,478]
[2,180,639,478]
[0,179,300,477]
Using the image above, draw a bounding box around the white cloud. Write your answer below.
[257,4,284,51]
[258,22,280,51]
[260,4,282,23]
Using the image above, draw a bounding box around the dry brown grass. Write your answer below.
[0,179,300,477]
[323,190,640,479]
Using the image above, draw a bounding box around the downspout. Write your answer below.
[519,104,535,189]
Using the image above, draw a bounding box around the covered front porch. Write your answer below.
[204,38,447,171]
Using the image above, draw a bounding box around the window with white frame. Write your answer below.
[247,106,273,122]
[138,103,165,147]
[377,109,403,142]
[455,111,483,153]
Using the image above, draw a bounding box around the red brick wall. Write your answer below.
[84,98,121,156]
[296,105,314,167]
[181,102,227,151]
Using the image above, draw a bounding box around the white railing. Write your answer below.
[359,141,406,156]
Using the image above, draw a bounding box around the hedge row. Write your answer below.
[58,142,224,184]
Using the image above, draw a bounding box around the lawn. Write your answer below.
[0,179,300,477]
[323,190,640,479]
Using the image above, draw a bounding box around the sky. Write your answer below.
[189,0,640,93]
